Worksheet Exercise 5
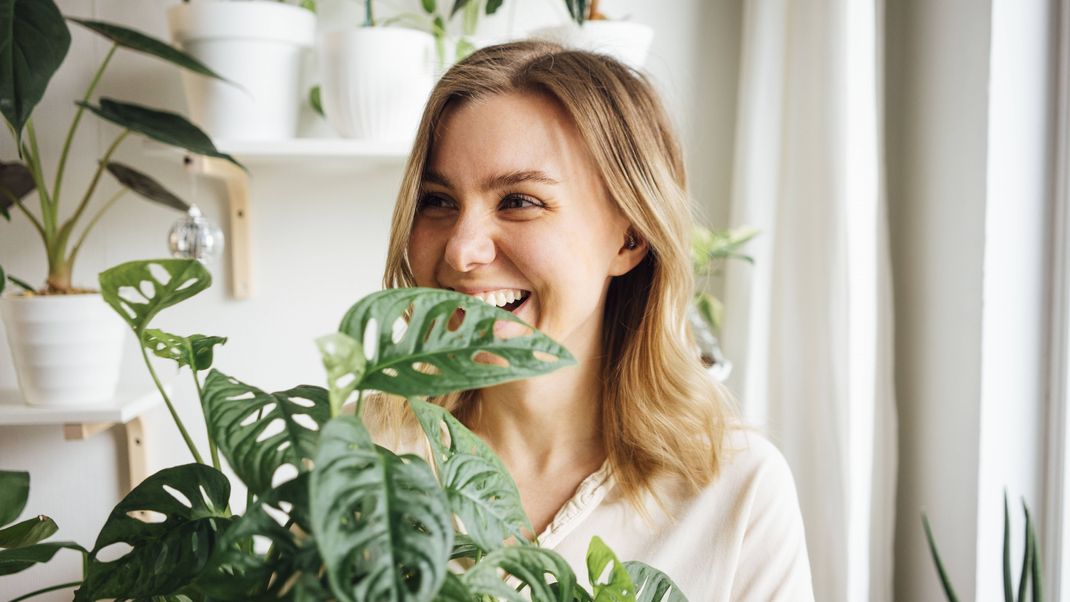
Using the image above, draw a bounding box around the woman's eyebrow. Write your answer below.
[420,169,560,190]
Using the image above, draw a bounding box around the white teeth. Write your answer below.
[469,288,526,308]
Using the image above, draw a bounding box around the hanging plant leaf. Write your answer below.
[311,416,453,602]
[0,471,30,528]
[0,161,35,220]
[99,259,211,334]
[0,0,71,142]
[77,463,232,599]
[316,332,366,416]
[409,398,531,551]
[622,561,687,602]
[486,0,504,15]
[587,537,636,601]
[421,0,436,14]
[202,370,330,496]
[462,545,579,601]
[309,84,325,118]
[0,515,58,548]
[337,288,574,397]
[78,98,242,168]
[142,329,227,372]
[68,19,227,81]
[0,540,86,577]
[105,161,191,213]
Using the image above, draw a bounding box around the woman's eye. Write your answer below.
[500,194,542,210]
[417,194,455,212]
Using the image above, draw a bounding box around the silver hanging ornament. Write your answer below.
[169,205,224,264]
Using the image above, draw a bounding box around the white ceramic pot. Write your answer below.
[168,1,316,141]
[319,27,436,142]
[530,21,655,69]
[1,293,125,406]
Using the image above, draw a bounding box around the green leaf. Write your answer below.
[0,264,4,295]
[79,463,232,600]
[0,515,57,548]
[1006,492,1017,602]
[422,0,437,13]
[68,19,226,81]
[463,545,579,601]
[0,540,85,576]
[486,0,504,15]
[78,98,242,168]
[449,533,481,561]
[7,273,35,293]
[408,398,531,551]
[309,84,324,118]
[922,514,960,602]
[0,470,29,528]
[202,370,330,496]
[99,259,211,334]
[316,332,366,416]
[1025,502,1042,602]
[622,561,687,602]
[106,161,191,213]
[338,288,574,397]
[142,329,227,372]
[564,0,588,24]
[0,0,71,141]
[693,292,722,334]
[434,571,475,601]
[450,0,470,18]
[455,37,476,61]
[300,0,317,12]
[0,161,36,219]
[310,416,453,602]
[587,536,636,601]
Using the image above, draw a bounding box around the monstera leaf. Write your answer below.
[316,332,367,416]
[78,464,232,600]
[202,370,330,497]
[586,537,636,601]
[99,259,211,333]
[409,398,531,551]
[337,288,574,397]
[310,416,453,602]
[433,572,475,601]
[623,561,687,602]
[69,19,226,81]
[143,329,227,371]
[0,0,71,141]
[462,545,579,602]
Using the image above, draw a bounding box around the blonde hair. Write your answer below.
[377,40,736,509]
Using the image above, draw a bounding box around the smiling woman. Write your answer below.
[374,40,815,600]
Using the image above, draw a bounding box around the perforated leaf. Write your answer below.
[78,463,232,599]
[0,470,29,527]
[587,537,636,601]
[99,259,210,333]
[338,288,574,397]
[202,370,329,496]
[434,572,474,601]
[143,329,226,372]
[409,398,531,550]
[462,545,579,602]
[316,332,366,416]
[622,561,687,602]
[311,416,453,602]
[0,515,57,548]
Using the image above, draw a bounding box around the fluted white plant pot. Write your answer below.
[319,27,436,142]
[1,294,125,406]
[167,1,316,141]
[530,21,654,69]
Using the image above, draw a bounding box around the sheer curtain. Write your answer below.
[719,1,897,600]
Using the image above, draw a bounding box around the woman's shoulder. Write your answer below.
[717,427,799,491]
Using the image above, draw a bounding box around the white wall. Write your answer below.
[0,1,741,599]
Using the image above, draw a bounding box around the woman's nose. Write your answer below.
[443,215,496,273]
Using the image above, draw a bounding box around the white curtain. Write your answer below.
[720,1,898,601]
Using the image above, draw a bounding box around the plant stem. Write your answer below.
[355,389,366,420]
[193,370,221,471]
[67,188,126,267]
[139,342,205,464]
[364,0,374,26]
[22,124,54,236]
[9,581,82,602]
[0,187,46,240]
[53,43,118,205]
[64,129,130,239]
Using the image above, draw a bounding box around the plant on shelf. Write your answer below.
[0,258,688,601]
[365,0,506,66]
[923,492,1043,601]
[690,225,757,373]
[0,0,239,294]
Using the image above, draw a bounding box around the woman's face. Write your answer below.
[408,91,640,356]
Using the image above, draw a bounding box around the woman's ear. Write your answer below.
[609,229,648,276]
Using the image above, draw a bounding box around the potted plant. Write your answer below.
[0,257,689,601]
[691,225,757,381]
[167,0,317,141]
[531,0,655,69]
[0,0,241,406]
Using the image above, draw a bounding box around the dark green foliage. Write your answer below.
[105,162,191,213]
[0,0,71,141]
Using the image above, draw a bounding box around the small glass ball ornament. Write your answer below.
[169,205,224,264]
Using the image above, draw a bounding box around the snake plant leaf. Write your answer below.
[106,161,191,213]
[202,370,330,497]
[0,0,71,142]
[77,98,242,169]
[316,332,366,416]
[622,561,687,602]
[78,463,232,599]
[311,416,453,602]
[587,536,637,601]
[338,288,574,397]
[0,540,85,576]
[1024,501,1042,602]
[409,398,531,551]
[0,161,35,220]
[564,0,588,24]
[1004,492,1015,602]
[0,514,57,548]
[922,514,960,602]
[142,329,227,372]
[68,18,227,81]
[99,259,211,334]
[0,470,29,527]
[463,545,579,602]
[434,571,475,601]
[0,264,4,295]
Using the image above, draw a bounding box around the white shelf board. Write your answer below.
[144,138,412,164]
[0,386,166,426]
